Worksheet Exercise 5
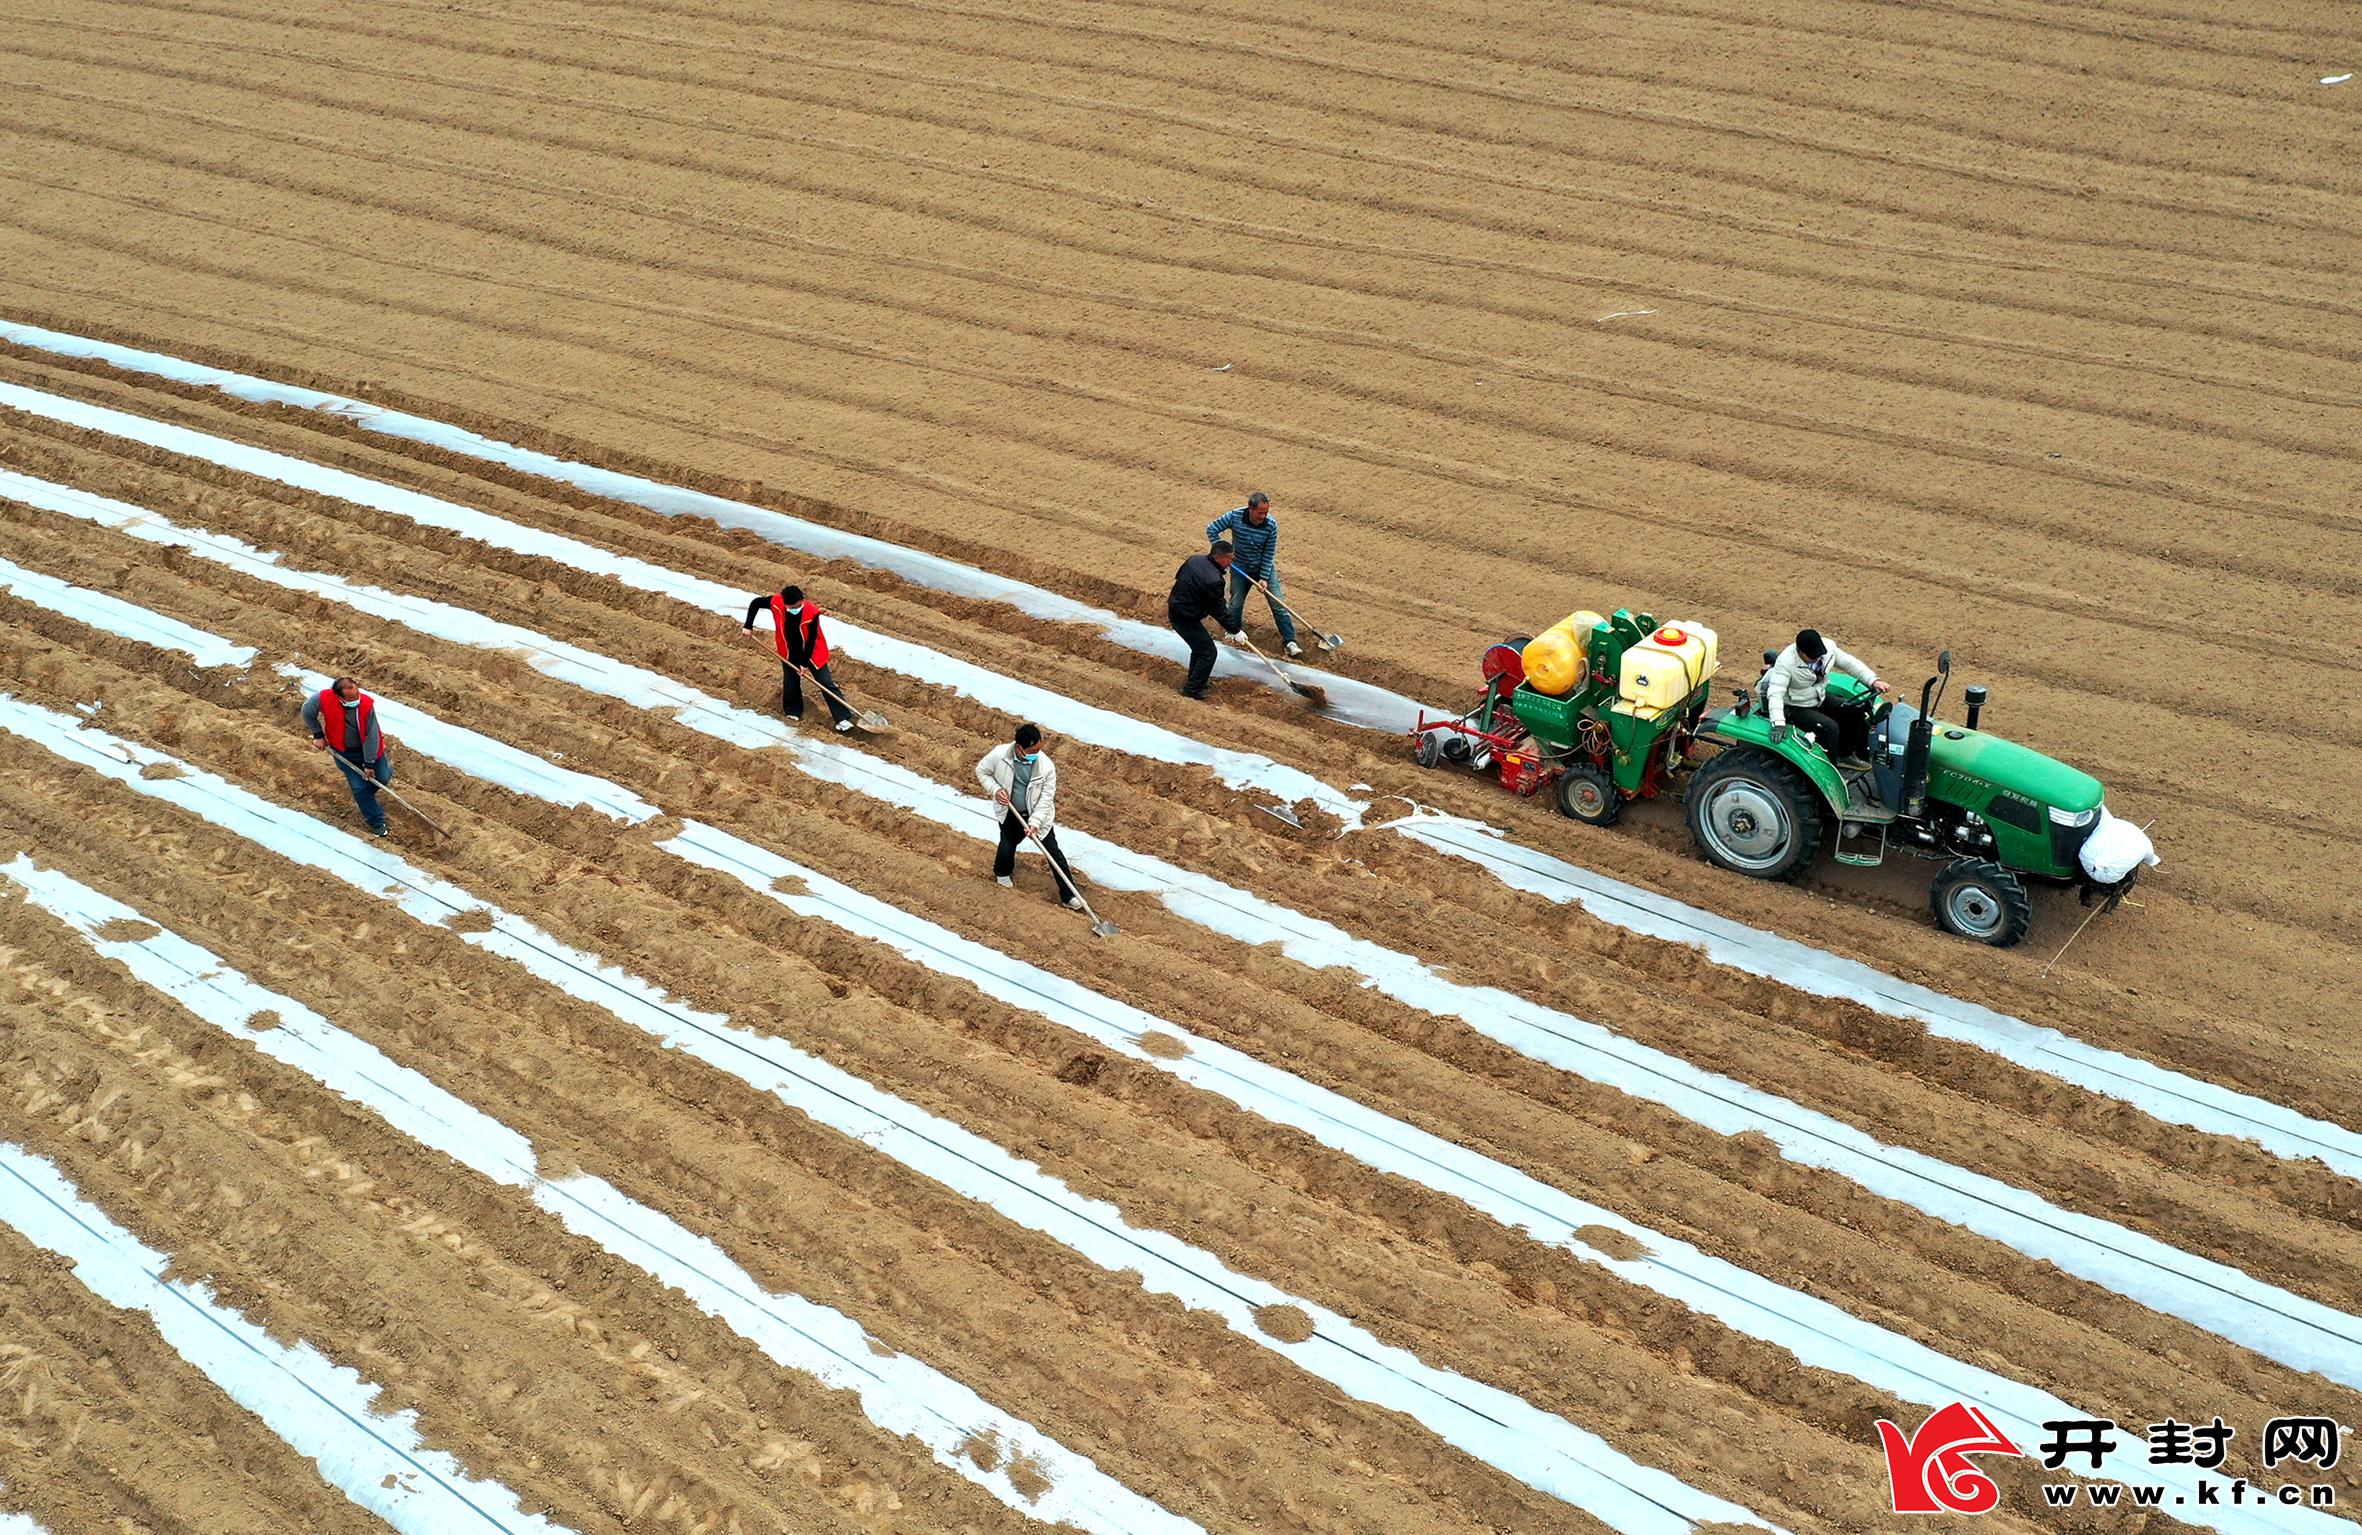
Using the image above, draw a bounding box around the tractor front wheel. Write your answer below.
[1930,859,2033,947]
[1684,748,1822,881]
[1556,763,1622,826]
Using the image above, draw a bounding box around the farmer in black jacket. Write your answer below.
[1166,540,1234,699]
[742,585,857,731]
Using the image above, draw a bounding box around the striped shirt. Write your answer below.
[1204,507,1278,579]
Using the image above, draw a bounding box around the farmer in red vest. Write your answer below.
[742,584,858,731]
[301,676,396,836]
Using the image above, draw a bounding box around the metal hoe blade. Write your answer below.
[1236,631,1330,709]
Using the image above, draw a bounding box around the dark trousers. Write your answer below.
[1169,609,1218,695]
[331,748,393,830]
[782,661,855,726]
[1789,699,1871,760]
[994,811,1075,890]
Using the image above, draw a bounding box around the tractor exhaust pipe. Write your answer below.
[1922,649,1953,721]
[1902,650,1949,820]
[1964,684,1987,731]
[1902,714,1934,819]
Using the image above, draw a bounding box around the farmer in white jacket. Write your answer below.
[976,723,1085,909]
[1762,628,1894,770]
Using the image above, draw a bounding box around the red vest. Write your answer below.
[770,595,830,667]
[318,688,376,753]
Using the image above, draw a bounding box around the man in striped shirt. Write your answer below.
[1204,491,1301,657]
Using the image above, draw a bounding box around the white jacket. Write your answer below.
[975,743,1060,833]
[2079,808,2160,884]
[1762,639,1880,726]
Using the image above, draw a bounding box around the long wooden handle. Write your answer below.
[1021,824,1103,917]
[1238,570,1312,628]
[1237,564,1332,632]
[325,751,450,839]
[1232,631,1295,686]
[797,665,858,712]
[372,781,451,839]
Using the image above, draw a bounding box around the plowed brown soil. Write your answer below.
[1,2,2357,1531]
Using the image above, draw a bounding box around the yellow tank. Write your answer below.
[1521,629,1583,695]
[1552,609,1608,646]
[1618,621,1720,712]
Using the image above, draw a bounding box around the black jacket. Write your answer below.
[1167,554,1230,622]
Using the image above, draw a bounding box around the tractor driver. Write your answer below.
[1764,628,1894,771]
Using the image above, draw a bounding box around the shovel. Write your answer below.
[1021,822,1119,937]
[1235,632,1330,709]
[323,748,450,840]
[1234,571,1343,652]
[1225,793,1304,829]
[797,664,894,735]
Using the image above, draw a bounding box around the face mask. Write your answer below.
[1020,752,1038,764]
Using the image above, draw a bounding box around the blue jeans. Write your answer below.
[331,749,392,830]
[1223,569,1298,647]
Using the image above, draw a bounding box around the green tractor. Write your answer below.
[1685,651,2144,946]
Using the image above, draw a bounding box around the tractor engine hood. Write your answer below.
[1925,725,2104,815]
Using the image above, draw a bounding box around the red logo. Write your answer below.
[1877,1402,2024,1514]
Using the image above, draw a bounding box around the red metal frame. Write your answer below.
[1408,700,1566,797]
[1410,640,1703,803]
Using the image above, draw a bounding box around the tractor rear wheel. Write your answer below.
[1555,763,1622,826]
[1684,748,1821,881]
[1930,859,2033,947]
